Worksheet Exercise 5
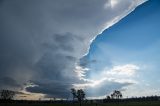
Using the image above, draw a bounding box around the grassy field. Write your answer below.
[1,101,160,106]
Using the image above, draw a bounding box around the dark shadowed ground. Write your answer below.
[1,101,160,106]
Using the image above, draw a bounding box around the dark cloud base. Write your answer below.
[0,0,145,98]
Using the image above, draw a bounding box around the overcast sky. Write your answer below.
[0,0,153,99]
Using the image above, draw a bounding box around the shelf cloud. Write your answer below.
[0,0,147,98]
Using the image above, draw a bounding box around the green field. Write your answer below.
[1,101,160,106]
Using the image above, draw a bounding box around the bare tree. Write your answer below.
[0,90,15,100]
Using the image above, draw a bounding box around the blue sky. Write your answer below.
[82,0,160,97]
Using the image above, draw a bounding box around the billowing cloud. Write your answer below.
[102,64,139,77]
[0,0,147,99]
[73,64,139,98]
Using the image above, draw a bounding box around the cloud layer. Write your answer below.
[74,64,139,97]
[0,0,146,99]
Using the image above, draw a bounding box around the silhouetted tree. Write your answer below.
[111,94,114,99]
[71,88,77,101]
[106,95,111,99]
[71,88,85,106]
[53,97,56,101]
[0,90,15,100]
[111,90,122,99]
[77,89,85,106]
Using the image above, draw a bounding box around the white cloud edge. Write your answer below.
[83,0,148,57]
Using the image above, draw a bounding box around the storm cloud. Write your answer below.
[0,0,147,98]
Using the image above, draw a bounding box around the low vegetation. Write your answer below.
[0,89,160,106]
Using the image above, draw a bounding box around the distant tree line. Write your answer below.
[0,89,160,106]
[0,90,15,100]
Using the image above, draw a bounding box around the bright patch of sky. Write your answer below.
[81,0,160,97]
